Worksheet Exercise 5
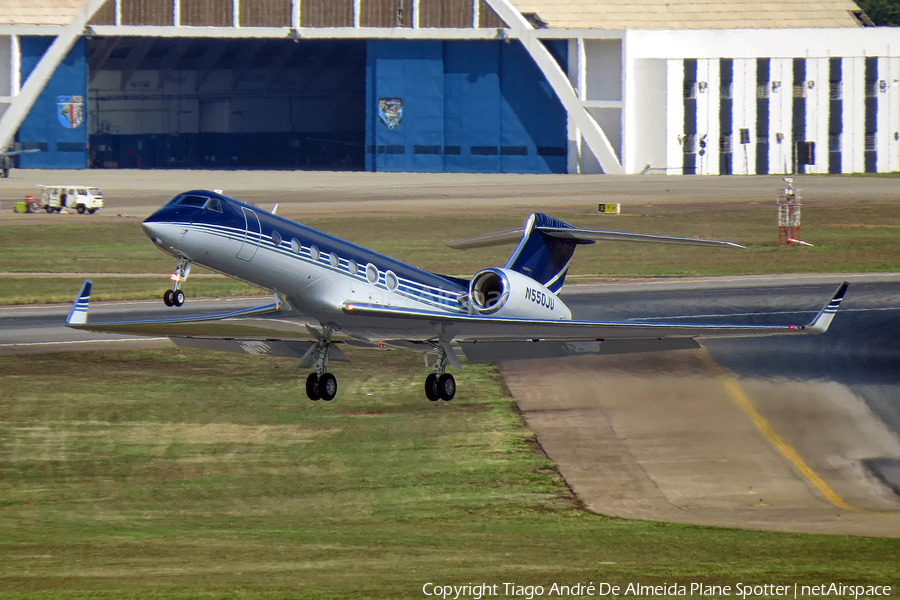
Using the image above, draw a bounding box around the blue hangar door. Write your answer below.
[16,37,89,169]
[86,38,367,171]
[366,40,568,174]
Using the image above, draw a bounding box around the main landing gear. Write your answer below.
[163,258,191,307]
[424,345,456,402]
[305,333,338,401]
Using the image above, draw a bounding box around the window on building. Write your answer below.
[719,135,733,154]
[829,133,842,152]
[865,134,877,151]
[829,81,842,100]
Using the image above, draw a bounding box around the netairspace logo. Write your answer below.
[421,582,893,600]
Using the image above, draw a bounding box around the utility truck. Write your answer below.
[40,186,104,214]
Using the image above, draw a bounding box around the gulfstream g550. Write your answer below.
[66,190,848,402]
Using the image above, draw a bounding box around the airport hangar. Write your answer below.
[0,0,898,177]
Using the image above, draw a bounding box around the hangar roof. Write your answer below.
[0,0,866,29]
[510,0,865,29]
[0,0,85,25]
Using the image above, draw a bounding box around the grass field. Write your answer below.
[2,202,900,304]
[1,349,899,599]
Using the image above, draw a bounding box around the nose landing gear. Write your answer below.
[163,258,191,307]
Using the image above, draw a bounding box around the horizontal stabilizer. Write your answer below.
[448,225,745,250]
[446,228,523,249]
[537,227,745,249]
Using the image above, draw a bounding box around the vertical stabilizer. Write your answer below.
[504,214,594,293]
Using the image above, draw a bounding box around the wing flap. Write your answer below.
[459,338,701,362]
[171,338,350,362]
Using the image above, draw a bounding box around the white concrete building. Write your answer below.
[560,27,900,174]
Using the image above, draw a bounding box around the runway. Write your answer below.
[506,275,900,536]
[2,276,899,536]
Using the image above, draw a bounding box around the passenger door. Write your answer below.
[236,207,261,262]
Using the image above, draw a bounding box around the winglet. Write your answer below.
[802,282,849,334]
[66,279,92,325]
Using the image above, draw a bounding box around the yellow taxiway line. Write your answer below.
[700,350,897,517]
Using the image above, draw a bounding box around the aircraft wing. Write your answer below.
[0,148,42,157]
[65,279,320,344]
[342,282,849,360]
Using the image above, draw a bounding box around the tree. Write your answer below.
[855,0,900,25]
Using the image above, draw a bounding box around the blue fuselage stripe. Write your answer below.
[163,220,467,313]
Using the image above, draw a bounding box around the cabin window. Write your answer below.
[385,270,398,291]
[309,245,320,261]
[291,238,301,253]
[271,230,282,246]
[366,264,379,284]
[329,253,339,268]
[348,259,358,275]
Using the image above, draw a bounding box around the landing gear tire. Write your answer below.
[424,373,440,401]
[163,289,173,306]
[172,289,185,307]
[437,373,456,401]
[306,373,321,401]
[318,373,337,401]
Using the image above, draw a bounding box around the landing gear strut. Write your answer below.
[424,345,456,402]
[305,330,338,401]
[163,258,191,307]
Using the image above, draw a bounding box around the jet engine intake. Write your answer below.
[468,268,571,320]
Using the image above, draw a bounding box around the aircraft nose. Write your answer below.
[141,220,162,242]
[141,220,174,249]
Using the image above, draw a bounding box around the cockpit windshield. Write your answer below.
[176,195,209,207]
[163,193,225,211]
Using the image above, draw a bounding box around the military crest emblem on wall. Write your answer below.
[377,98,403,130]
[57,95,84,129]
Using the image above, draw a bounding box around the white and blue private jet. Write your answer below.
[66,190,848,402]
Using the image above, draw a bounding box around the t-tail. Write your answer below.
[447,213,745,294]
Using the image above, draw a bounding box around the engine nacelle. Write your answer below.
[468,268,572,320]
